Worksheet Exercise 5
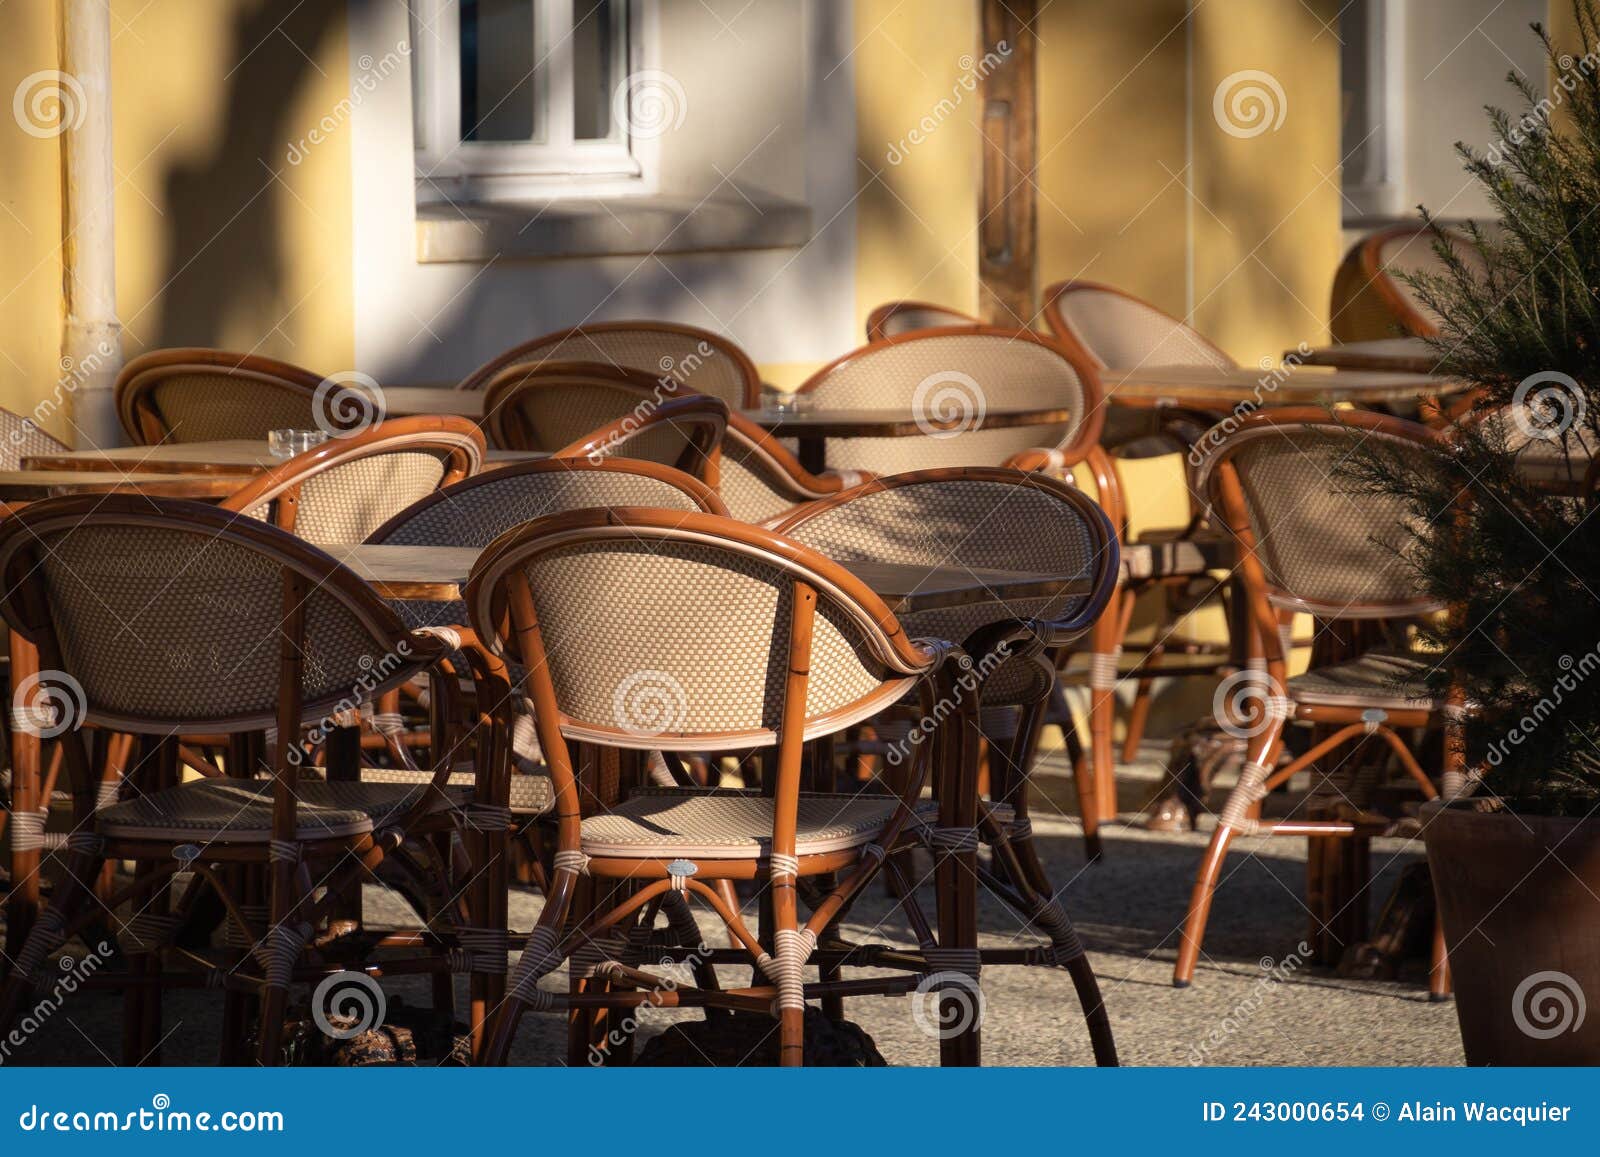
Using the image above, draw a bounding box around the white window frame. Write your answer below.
[412,0,650,196]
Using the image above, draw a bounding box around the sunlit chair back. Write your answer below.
[1331,224,1486,341]
[221,416,484,547]
[798,328,1102,474]
[456,321,761,407]
[1042,281,1235,371]
[115,348,354,445]
[865,301,982,341]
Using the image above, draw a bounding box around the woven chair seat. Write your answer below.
[360,767,554,815]
[95,777,452,844]
[1288,649,1442,710]
[1119,530,1233,581]
[580,789,898,860]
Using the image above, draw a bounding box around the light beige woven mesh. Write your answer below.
[489,331,751,406]
[37,524,394,724]
[379,469,706,548]
[584,417,711,475]
[95,778,434,842]
[266,452,448,546]
[523,539,888,736]
[875,306,975,338]
[784,479,1100,703]
[377,468,708,632]
[581,790,897,858]
[1288,648,1441,709]
[1228,429,1430,608]
[806,335,1086,472]
[147,375,319,442]
[0,408,68,471]
[1053,289,1234,370]
[718,447,808,524]
[360,766,554,814]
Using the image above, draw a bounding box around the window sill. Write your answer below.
[415,194,812,264]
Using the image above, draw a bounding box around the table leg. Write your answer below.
[934,663,982,1067]
[796,437,827,475]
[5,635,42,973]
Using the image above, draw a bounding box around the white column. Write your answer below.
[61,0,124,448]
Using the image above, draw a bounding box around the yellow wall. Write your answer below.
[0,4,69,441]
[852,0,982,341]
[109,0,354,372]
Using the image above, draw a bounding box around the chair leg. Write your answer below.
[1087,589,1122,831]
[1173,721,1285,987]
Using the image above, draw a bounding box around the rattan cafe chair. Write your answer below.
[1329,223,1485,343]
[471,507,997,1066]
[717,410,869,525]
[455,321,763,408]
[114,348,346,445]
[361,457,730,866]
[865,300,982,341]
[0,496,506,1064]
[1173,408,1464,993]
[775,467,1122,1064]
[553,394,728,488]
[1040,279,1243,767]
[219,415,485,548]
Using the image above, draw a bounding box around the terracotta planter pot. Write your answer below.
[1422,800,1600,1065]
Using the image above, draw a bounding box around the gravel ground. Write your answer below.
[1,768,1465,1066]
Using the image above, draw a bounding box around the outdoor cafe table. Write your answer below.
[742,404,1075,474]
[1289,338,1441,375]
[1098,365,1462,412]
[332,542,1094,614]
[21,440,544,477]
[0,468,256,502]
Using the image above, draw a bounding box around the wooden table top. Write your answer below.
[383,386,483,418]
[331,543,1093,613]
[1100,365,1462,409]
[0,469,254,502]
[23,441,545,476]
[740,405,1074,439]
[1291,339,1441,375]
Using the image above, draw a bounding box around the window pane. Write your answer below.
[460,0,537,142]
[573,0,624,140]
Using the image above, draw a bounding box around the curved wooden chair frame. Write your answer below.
[553,393,728,487]
[219,415,485,541]
[721,409,871,524]
[455,321,763,407]
[114,348,332,446]
[864,300,982,341]
[1039,279,1237,372]
[1173,407,1460,994]
[0,496,510,1065]
[467,507,1007,1066]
